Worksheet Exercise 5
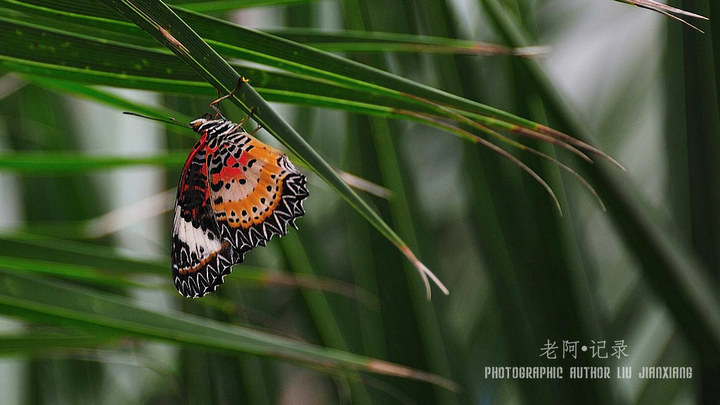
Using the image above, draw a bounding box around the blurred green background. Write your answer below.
[0,0,719,404]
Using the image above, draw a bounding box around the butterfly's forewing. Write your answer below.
[171,134,242,298]
[205,125,309,254]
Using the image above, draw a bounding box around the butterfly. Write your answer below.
[171,107,309,298]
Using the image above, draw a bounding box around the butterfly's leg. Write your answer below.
[249,124,263,136]
[210,77,250,119]
[211,88,223,119]
[232,107,256,132]
[210,76,249,108]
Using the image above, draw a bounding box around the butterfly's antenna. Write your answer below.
[123,112,189,128]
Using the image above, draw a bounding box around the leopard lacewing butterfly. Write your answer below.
[121,107,309,298]
[169,113,308,298]
[124,78,307,298]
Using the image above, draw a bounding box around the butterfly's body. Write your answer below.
[172,117,308,298]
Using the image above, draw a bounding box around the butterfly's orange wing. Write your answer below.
[205,126,308,253]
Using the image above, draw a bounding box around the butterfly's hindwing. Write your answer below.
[171,213,241,298]
[205,126,309,253]
[171,135,243,298]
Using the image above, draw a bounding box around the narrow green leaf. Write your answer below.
[613,0,708,32]
[0,255,146,288]
[0,152,187,173]
[0,233,167,274]
[0,270,456,390]
[267,28,545,56]
[0,330,121,356]
[165,0,322,12]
